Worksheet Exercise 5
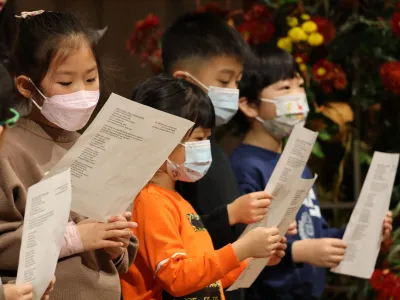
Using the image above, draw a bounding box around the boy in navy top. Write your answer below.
[229,45,393,299]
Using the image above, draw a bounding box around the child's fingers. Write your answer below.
[122,211,132,220]
[251,191,273,200]
[20,284,33,294]
[255,199,270,208]
[254,207,268,217]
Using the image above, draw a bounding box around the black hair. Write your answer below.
[132,74,215,135]
[162,12,247,74]
[0,0,17,66]
[0,62,14,122]
[229,44,299,135]
[10,11,104,91]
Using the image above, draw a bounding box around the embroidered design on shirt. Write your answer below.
[186,213,207,232]
[303,189,322,218]
[162,281,221,300]
[298,211,315,239]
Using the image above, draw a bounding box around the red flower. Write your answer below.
[243,4,273,21]
[312,59,335,81]
[135,14,160,31]
[380,61,400,94]
[238,4,274,44]
[196,2,230,19]
[391,12,400,38]
[312,59,347,93]
[293,53,309,64]
[237,20,275,44]
[332,65,347,89]
[371,270,400,299]
[311,17,336,44]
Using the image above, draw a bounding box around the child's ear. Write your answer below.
[173,71,189,80]
[239,97,259,118]
[16,75,34,99]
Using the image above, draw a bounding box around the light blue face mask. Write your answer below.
[185,72,239,126]
[167,140,212,182]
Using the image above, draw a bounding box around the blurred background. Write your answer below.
[1,0,399,299]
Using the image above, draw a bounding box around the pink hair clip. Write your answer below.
[15,10,45,19]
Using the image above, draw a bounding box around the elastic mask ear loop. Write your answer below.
[259,98,275,104]
[28,78,46,111]
[184,72,209,91]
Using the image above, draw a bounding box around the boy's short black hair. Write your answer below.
[0,62,13,122]
[162,12,246,74]
[132,73,215,135]
[229,44,299,135]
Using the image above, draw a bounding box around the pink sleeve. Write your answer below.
[59,221,84,258]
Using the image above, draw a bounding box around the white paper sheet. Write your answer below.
[228,125,318,291]
[331,151,399,279]
[228,176,317,291]
[240,125,318,236]
[17,168,72,300]
[46,93,194,221]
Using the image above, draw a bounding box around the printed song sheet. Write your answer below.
[228,125,318,291]
[228,175,317,291]
[241,125,318,236]
[17,168,72,300]
[46,93,193,221]
[331,152,399,279]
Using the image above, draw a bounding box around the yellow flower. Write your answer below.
[299,63,307,72]
[286,16,298,27]
[317,67,326,76]
[308,32,324,46]
[301,14,311,20]
[301,20,318,33]
[277,37,292,53]
[288,27,308,42]
[295,56,303,64]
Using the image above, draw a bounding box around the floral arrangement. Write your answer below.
[125,14,162,74]
[276,13,347,98]
[369,202,400,300]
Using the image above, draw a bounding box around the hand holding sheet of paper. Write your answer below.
[331,152,399,279]
[46,93,194,221]
[228,125,318,291]
[17,168,72,300]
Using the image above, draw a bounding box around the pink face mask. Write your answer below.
[29,79,99,131]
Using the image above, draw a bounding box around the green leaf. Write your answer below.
[318,130,332,141]
[278,0,298,4]
[388,245,400,264]
[359,151,373,165]
[312,141,325,158]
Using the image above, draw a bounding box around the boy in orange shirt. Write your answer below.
[121,74,287,300]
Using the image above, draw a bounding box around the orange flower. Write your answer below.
[311,17,336,44]
[380,61,400,94]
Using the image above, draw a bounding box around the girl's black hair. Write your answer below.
[0,0,17,66]
[132,74,215,136]
[10,11,104,93]
[229,44,299,136]
[0,62,14,122]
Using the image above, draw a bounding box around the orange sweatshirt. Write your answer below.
[121,184,247,300]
